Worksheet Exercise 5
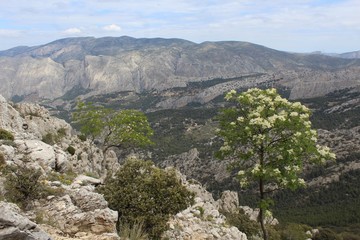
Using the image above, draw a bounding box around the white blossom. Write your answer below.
[290,112,299,117]
[237,117,244,122]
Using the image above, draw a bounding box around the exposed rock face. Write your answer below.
[0,95,120,239]
[0,94,120,176]
[163,174,247,240]
[0,37,359,102]
[0,201,51,240]
[36,185,118,237]
[161,148,231,187]
[216,190,239,214]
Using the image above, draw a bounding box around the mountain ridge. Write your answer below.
[0,36,359,103]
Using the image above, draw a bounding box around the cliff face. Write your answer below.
[0,37,359,102]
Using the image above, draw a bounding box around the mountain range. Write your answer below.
[0,37,360,236]
[0,36,359,104]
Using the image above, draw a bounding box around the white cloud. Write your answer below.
[103,24,122,31]
[62,28,82,35]
[0,29,22,37]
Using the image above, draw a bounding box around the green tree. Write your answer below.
[72,101,153,153]
[98,158,194,239]
[216,88,335,240]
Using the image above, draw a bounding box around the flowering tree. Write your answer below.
[216,88,335,240]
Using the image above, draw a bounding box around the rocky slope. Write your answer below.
[0,37,359,103]
[0,95,256,239]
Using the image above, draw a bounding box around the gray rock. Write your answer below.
[216,190,239,214]
[0,201,51,240]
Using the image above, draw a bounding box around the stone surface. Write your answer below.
[37,186,118,236]
[216,190,239,214]
[0,201,51,240]
[163,172,248,240]
[0,96,121,239]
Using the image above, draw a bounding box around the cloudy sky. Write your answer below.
[0,0,359,53]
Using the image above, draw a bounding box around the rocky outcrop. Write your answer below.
[0,95,120,177]
[0,95,120,239]
[163,174,248,240]
[35,182,118,238]
[0,201,51,240]
[161,148,231,187]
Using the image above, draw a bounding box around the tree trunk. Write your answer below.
[259,178,269,240]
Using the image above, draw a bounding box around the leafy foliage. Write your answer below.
[98,158,194,239]
[3,165,44,209]
[0,128,14,141]
[216,88,336,239]
[222,209,261,237]
[72,101,154,152]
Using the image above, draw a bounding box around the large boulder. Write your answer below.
[0,201,51,240]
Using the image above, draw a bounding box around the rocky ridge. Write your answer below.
[0,37,359,104]
[0,95,255,239]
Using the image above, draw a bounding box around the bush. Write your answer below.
[47,170,77,185]
[78,134,87,141]
[3,165,44,209]
[119,221,148,240]
[0,152,5,170]
[42,133,55,145]
[341,232,360,240]
[222,209,261,238]
[0,128,14,141]
[313,228,342,240]
[98,158,194,239]
[66,146,76,155]
[279,223,311,240]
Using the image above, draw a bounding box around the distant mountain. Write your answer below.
[313,50,360,59]
[338,50,360,59]
[0,36,359,104]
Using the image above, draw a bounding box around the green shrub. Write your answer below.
[0,128,14,141]
[0,152,6,171]
[47,170,77,185]
[78,134,87,141]
[279,223,311,240]
[42,133,55,145]
[222,209,261,238]
[341,232,360,240]
[98,158,194,239]
[66,146,76,155]
[3,165,44,209]
[313,228,342,240]
[119,221,148,240]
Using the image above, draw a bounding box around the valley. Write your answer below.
[0,36,359,238]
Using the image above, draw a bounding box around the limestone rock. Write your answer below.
[163,174,247,240]
[38,186,118,236]
[216,190,239,214]
[0,201,51,240]
[240,206,279,225]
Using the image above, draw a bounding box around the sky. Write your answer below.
[0,0,359,53]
